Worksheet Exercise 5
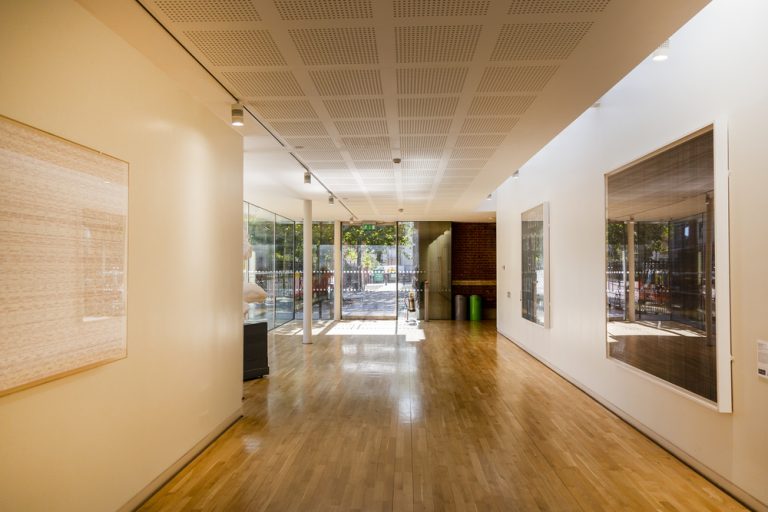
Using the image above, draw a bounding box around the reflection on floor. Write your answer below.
[140,320,742,511]
[608,320,716,401]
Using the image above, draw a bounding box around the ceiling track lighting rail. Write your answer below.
[134,0,357,221]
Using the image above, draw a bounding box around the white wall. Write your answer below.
[0,1,243,511]
[496,0,767,507]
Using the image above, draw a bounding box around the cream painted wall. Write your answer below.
[496,0,767,507]
[0,1,243,511]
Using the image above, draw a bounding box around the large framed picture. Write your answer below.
[521,202,549,327]
[0,115,128,396]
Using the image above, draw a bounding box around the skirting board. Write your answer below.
[497,328,767,512]
[119,407,243,512]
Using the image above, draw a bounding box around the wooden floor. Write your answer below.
[140,320,744,511]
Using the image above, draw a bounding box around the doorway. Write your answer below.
[341,222,398,319]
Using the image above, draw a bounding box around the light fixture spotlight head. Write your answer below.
[486,193,493,201]
[303,170,311,184]
[328,195,334,205]
[652,39,670,62]
[512,170,520,180]
[231,104,244,126]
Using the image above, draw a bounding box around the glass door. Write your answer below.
[341,223,398,318]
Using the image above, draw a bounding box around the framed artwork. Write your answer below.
[521,202,549,327]
[0,115,128,396]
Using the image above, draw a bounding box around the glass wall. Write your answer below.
[295,221,335,320]
[396,222,452,321]
[243,201,295,330]
[605,130,716,402]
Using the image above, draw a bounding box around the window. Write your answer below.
[521,203,549,327]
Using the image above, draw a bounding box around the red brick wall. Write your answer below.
[451,222,496,311]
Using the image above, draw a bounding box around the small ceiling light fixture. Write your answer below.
[303,170,311,184]
[513,170,520,179]
[486,193,493,201]
[652,39,670,62]
[398,208,404,213]
[328,194,335,205]
[231,103,244,126]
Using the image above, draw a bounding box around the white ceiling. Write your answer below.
[79,0,709,221]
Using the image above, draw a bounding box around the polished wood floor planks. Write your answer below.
[139,320,745,512]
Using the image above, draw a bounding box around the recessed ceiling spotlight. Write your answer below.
[652,39,670,62]
[398,208,404,213]
[231,104,244,127]
[303,170,311,184]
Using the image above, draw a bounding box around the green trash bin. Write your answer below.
[469,295,482,321]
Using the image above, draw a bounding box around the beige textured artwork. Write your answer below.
[0,115,128,396]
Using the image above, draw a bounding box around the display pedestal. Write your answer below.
[244,321,268,380]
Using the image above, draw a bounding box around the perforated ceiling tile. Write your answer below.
[348,148,392,160]
[310,69,383,96]
[441,176,474,183]
[403,168,438,177]
[402,160,440,170]
[285,137,337,149]
[296,150,343,161]
[447,159,488,169]
[270,121,329,137]
[478,65,559,93]
[398,97,459,117]
[304,161,347,169]
[443,168,481,176]
[223,71,304,98]
[400,135,447,149]
[394,0,490,17]
[395,25,482,63]
[323,98,386,118]
[290,27,378,65]
[396,67,469,94]
[354,161,393,170]
[451,147,496,159]
[468,95,536,116]
[248,100,319,120]
[460,117,518,133]
[399,119,452,134]
[184,30,285,66]
[508,0,611,14]
[274,0,372,20]
[334,120,389,136]
[153,0,261,22]
[491,22,593,61]
[455,134,506,147]
[341,136,390,149]
[401,148,444,160]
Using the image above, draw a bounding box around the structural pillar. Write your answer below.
[303,199,313,344]
[333,220,342,320]
[626,220,636,322]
